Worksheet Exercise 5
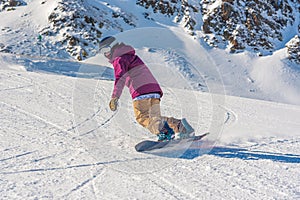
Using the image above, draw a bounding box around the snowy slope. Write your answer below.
[0,0,58,56]
[0,59,299,199]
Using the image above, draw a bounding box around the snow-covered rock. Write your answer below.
[44,0,299,59]
[136,0,202,35]
[40,0,137,60]
[0,0,299,61]
[0,0,26,11]
[201,0,299,55]
[286,35,300,64]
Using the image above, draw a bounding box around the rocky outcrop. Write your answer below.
[136,0,201,35]
[202,0,298,54]
[137,0,299,56]
[41,0,137,60]
[0,0,26,11]
[3,0,297,60]
[286,35,300,64]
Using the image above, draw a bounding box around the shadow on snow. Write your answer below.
[207,146,300,164]
[138,134,300,163]
[2,53,114,80]
[146,145,300,163]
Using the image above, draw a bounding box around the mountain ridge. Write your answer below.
[0,0,299,62]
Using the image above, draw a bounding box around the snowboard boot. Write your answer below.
[177,118,195,139]
[157,122,175,142]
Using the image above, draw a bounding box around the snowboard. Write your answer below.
[135,132,209,152]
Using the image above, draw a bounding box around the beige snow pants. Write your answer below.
[133,98,181,135]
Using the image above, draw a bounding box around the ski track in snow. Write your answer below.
[147,174,198,200]
[1,65,300,199]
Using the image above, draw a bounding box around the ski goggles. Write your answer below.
[99,45,111,56]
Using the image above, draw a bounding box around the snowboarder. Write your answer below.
[99,36,194,141]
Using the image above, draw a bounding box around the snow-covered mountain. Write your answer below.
[0,0,299,62]
[0,0,299,104]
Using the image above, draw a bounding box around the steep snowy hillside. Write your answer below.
[0,0,60,57]
[1,24,300,105]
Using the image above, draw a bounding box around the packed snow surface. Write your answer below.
[0,51,299,199]
[0,0,299,199]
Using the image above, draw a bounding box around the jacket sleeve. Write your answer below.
[112,57,129,98]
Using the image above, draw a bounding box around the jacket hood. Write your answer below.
[109,44,135,63]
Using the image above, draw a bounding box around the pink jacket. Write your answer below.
[109,44,163,99]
